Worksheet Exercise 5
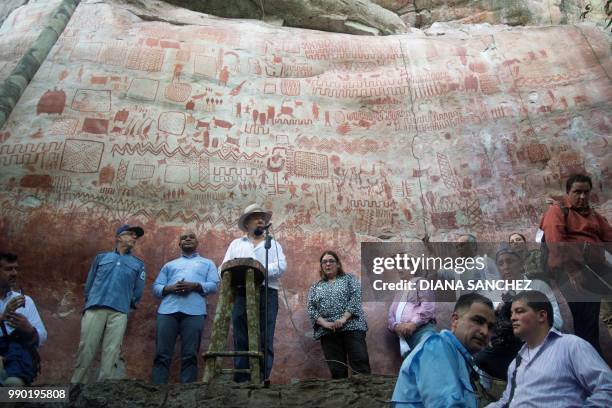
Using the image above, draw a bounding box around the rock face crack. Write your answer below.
[158,0,407,35]
[124,9,190,26]
[117,0,612,32]
[0,0,30,26]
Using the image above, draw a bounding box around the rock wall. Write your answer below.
[387,0,612,28]
[159,0,612,33]
[0,0,610,384]
[0,0,29,26]
[0,0,62,84]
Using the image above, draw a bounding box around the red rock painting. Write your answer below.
[82,118,109,135]
[36,89,66,115]
[0,1,611,386]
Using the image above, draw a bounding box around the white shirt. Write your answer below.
[222,236,287,290]
[394,291,411,356]
[0,291,47,346]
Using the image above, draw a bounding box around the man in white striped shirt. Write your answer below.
[222,204,287,383]
[488,290,612,407]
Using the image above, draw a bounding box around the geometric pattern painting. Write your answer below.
[59,139,104,173]
[293,151,329,178]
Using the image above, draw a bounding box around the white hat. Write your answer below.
[237,203,272,232]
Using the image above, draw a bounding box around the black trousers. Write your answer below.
[232,287,278,382]
[474,341,523,381]
[557,268,604,355]
[320,330,371,379]
[567,299,602,355]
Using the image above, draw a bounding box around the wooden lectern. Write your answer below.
[202,258,265,383]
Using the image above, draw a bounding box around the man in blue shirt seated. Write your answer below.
[487,290,612,407]
[151,231,219,384]
[392,293,496,407]
[71,224,146,383]
[0,252,47,386]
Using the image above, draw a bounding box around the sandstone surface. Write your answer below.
[0,0,610,385]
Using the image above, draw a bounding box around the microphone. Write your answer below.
[254,223,272,236]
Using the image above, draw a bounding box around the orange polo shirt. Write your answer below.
[539,197,612,270]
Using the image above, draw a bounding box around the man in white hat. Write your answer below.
[222,203,287,383]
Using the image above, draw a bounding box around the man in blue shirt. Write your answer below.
[71,224,146,383]
[392,293,496,407]
[151,231,219,384]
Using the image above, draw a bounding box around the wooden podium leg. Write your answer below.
[202,271,233,383]
[246,268,261,383]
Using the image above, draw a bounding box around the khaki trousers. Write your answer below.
[71,308,127,383]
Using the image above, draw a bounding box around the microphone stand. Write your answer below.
[263,227,272,387]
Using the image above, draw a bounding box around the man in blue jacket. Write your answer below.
[151,230,219,384]
[71,224,145,383]
[392,293,496,407]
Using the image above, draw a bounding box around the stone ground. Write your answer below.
[25,375,396,407]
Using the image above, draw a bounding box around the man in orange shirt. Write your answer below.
[539,174,612,353]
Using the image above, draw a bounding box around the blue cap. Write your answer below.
[116,224,144,238]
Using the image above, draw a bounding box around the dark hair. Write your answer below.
[565,174,592,193]
[495,247,521,264]
[0,252,17,263]
[512,290,553,328]
[508,232,526,242]
[454,293,493,313]
[457,233,478,253]
[318,250,345,281]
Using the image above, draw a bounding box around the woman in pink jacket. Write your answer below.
[387,266,437,359]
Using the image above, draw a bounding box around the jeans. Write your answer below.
[320,330,371,379]
[232,286,278,382]
[0,338,36,385]
[405,322,436,356]
[151,312,205,384]
[402,323,436,359]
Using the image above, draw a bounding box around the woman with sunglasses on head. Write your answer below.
[508,232,546,281]
[306,250,371,378]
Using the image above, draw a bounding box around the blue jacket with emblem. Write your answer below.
[84,251,146,314]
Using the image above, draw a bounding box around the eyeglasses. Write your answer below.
[321,259,337,265]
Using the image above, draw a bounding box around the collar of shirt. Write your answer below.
[181,252,199,259]
[517,328,561,362]
[440,330,474,365]
[239,235,265,248]
[114,248,132,255]
[563,196,591,215]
